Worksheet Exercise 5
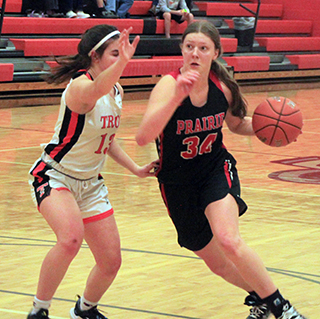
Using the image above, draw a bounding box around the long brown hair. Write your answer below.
[45,24,119,85]
[182,20,247,118]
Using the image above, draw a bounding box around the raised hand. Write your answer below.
[175,70,200,101]
[118,27,140,63]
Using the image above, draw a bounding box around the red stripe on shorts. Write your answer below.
[83,208,114,224]
[224,160,232,188]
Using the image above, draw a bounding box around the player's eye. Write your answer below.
[112,50,119,56]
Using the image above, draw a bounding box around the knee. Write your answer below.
[163,12,171,20]
[217,233,243,258]
[98,253,122,278]
[57,234,83,258]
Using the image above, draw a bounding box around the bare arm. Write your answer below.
[221,82,255,136]
[225,111,254,136]
[107,139,157,177]
[136,70,200,146]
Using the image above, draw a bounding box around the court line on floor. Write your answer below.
[1,235,319,285]
[0,290,200,319]
[0,308,66,319]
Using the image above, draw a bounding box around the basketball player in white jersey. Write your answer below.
[27,25,157,319]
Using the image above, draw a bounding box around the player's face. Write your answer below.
[97,38,120,70]
[181,32,219,72]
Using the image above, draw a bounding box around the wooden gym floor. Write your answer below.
[0,88,319,319]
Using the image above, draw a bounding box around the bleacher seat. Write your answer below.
[0,63,14,82]
[0,0,21,13]
[9,37,238,57]
[286,54,320,69]
[1,0,320,92]
[194,2,283,18]
[225,19,313,35]
[223,56,270,72]
[256,37,320,51]
[2,17,145,35]
[46,58,184,77]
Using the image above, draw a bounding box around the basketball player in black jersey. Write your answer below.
[136,20,308,319]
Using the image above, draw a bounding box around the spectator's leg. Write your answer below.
[163,12,172,38]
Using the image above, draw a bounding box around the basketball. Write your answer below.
[252,96,303,147]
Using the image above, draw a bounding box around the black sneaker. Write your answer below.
[27,309,49,319]
[70,297,107,319]
[277,301,308,319]
[95,9,118,18]
[244,294,271,319]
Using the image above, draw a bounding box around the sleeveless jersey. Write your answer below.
[155,69,230,184]
[42,73,122,180]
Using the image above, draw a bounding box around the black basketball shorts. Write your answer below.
[159,157,247,252]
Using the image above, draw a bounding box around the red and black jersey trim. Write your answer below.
[45,106,85,163]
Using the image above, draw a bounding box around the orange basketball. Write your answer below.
[252,96,303,147]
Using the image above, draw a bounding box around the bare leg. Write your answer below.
[163,12,171,38]
[82,215,121,302]
[204,194,277,299]
[194,237,252,292]
[36,189,84,300]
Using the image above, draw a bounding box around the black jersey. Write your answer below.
[155,69,231,184]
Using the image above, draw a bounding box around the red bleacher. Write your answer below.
[286,54,320,69]
[10,38,80,56]
[0,0,21,13]
[1,0,320,83]
[46,58,184,77]
[194,2,283,18]
[129,1,152,16]
[156,20,187,35]
[2,17,144,34]
[10,37,238,57]
[225,19,313,35]
[0,64,14,82]
[223,56,270,72]
[256,37,320,51]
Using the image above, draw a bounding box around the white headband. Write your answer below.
[88,30,120,57]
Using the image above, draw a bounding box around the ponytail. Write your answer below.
[44,24,119,85]
[45,54,91,84]
[211,60,247,118]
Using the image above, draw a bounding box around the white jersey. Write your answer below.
[42,76,122,180]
